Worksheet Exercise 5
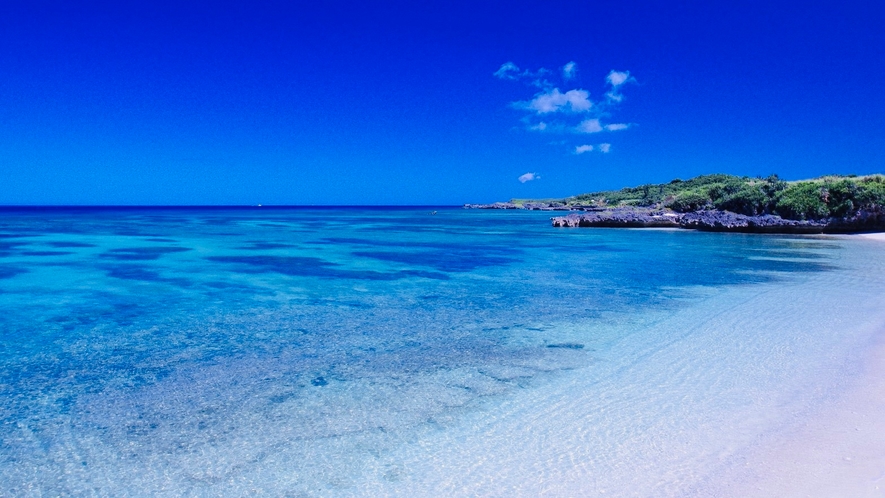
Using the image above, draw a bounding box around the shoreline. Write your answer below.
[856,232,885,242]
[549,207,885,234]
[353,240,885,495]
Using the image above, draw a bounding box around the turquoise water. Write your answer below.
[0,207,882,495]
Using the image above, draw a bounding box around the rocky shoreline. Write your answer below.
[464,204,885,233]
[553,207,885,233]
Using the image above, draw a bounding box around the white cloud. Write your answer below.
[494,62,521,80]
[496,63,637,153]
[520,88,592,114]
[576,143,612,154]
[605,70,635,103]
[606,70,631,88]
[518,172,539,183]
[577,118,603,133]
[576,120,629,133]
[562,61,577,80]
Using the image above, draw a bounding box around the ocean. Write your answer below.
[1,207,883,496]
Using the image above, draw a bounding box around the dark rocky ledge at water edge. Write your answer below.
[549,207,885,234]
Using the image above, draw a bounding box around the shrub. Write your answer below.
[774,183,830,220]
[667,190,711,212]
[706,177,746,204]
[824,179,860,217]
[761,175,787,198]
[564,173,885,219]
[856,177,885,207]
[714,184,768,215]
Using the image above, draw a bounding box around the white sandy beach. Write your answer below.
[706,332,885,497]
[856,232,885,242]
[687,235,885,496]
[353,235,885,496]
[728,232,885,496]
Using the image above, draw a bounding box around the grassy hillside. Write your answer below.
[550,174,885,221]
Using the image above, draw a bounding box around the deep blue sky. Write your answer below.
[1,1,883,205]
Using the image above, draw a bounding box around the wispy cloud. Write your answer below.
[494,62,521,80]
[605,123,630,131]
[493,62,552,88]
[575,144,594,154]
[562,61,577,80]
[518,172,540,183]
[523,118,570,133]
[598,143,612,153]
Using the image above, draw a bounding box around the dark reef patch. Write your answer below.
[201,218,235,226]
[546,342,585,349]
[101,247,192,261]
[110,229,153,237]
[45,241,96,248]
[238,242,297,250]
[319,237,456,249]
[206,255,449,280]
[741,258,837,274]
[104,265,165,281]
[0,241,30,251]
[0,266,28,279]
[352,249,518,272]
[20,251,75,257]
[314,237,522,271]
[202,281,258,290]
[102,265,193,286]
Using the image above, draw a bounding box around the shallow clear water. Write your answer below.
[0,207,882,496]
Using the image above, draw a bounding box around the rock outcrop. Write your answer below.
[551,208,680,228]
[550,207,885,233]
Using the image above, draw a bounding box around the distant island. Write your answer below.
[465,174,885,233]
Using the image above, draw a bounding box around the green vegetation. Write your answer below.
[551,173,885,221]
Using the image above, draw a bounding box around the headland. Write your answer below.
[466,173,885,233]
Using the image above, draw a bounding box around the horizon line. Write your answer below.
[0,204,465,209]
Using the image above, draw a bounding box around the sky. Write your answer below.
[1,0,883,205]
